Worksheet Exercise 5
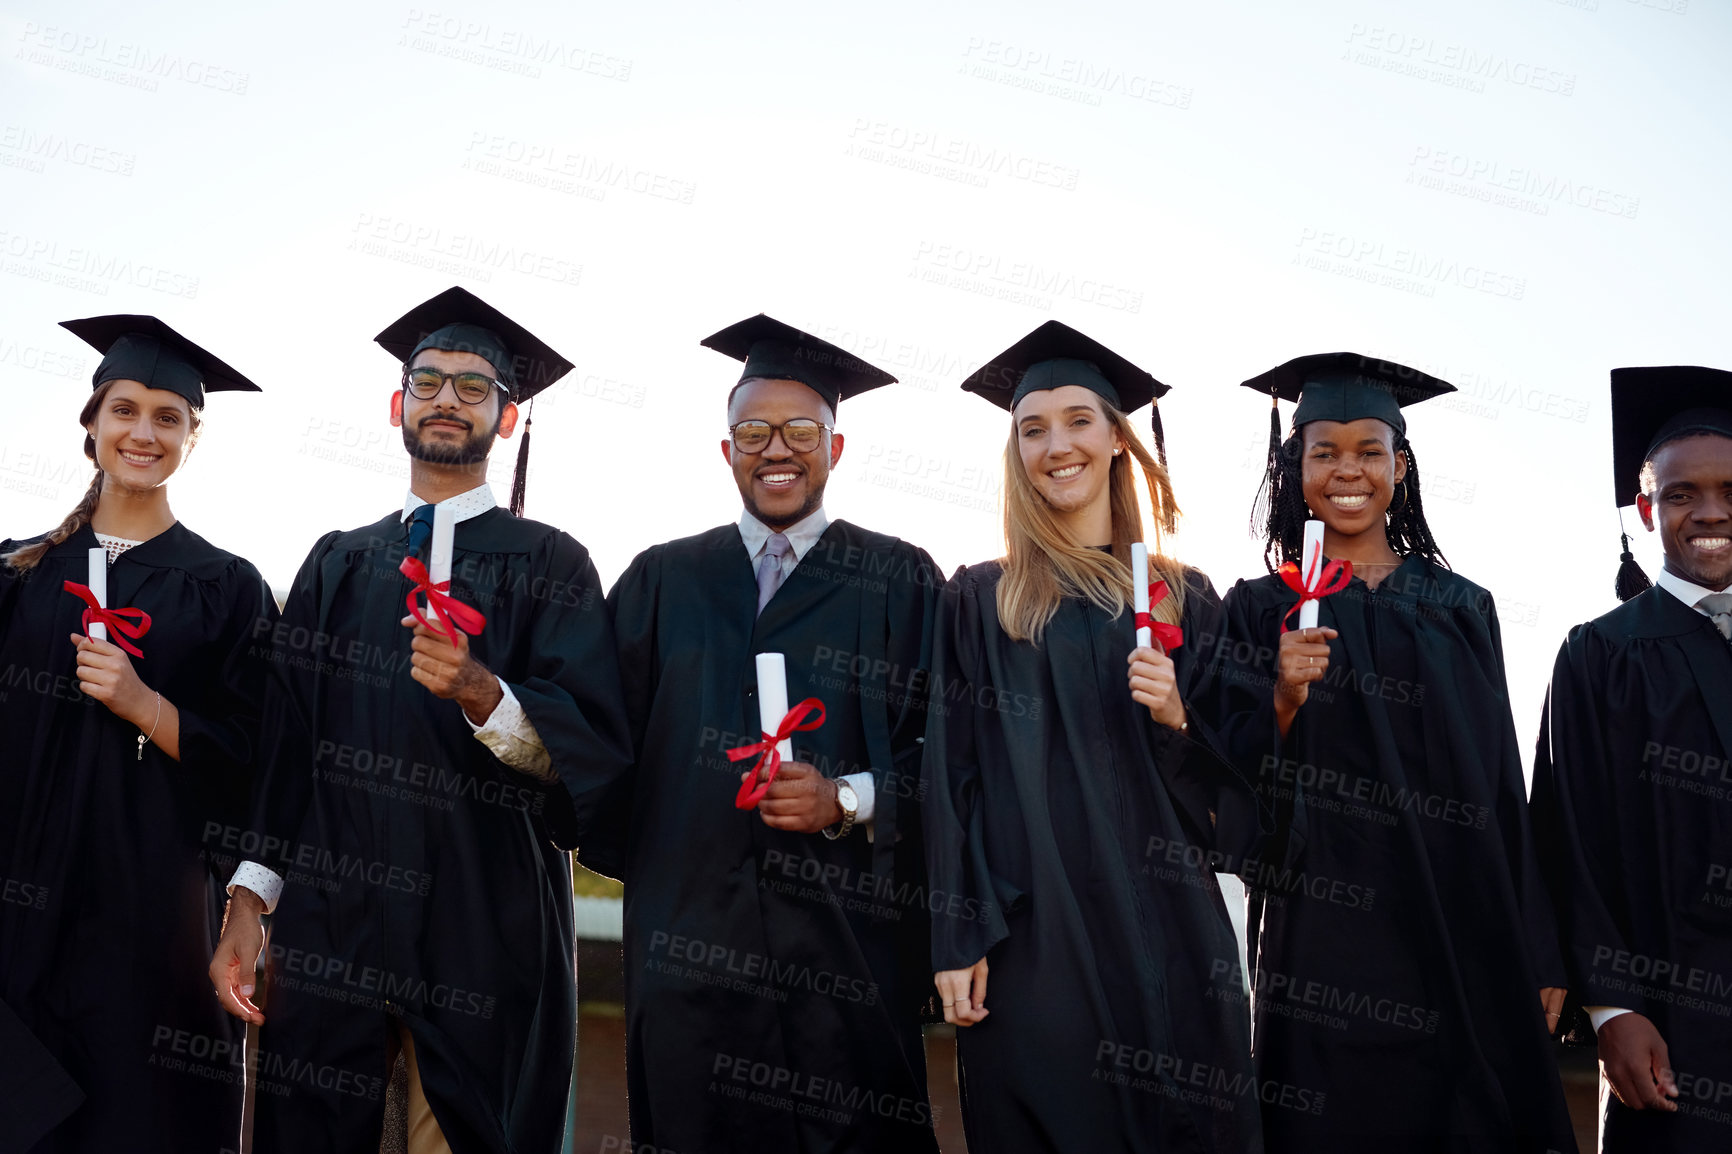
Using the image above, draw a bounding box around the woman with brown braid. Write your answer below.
[0,315,275,1154]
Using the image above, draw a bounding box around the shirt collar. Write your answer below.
[1654,565,1732,614]
[401,483,497,525]
[738,506,829,562]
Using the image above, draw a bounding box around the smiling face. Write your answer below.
[1299,417,1408,541]
[721,377,842,530]
[1638,433,1732,590]
[85,378,195,493]
[391,347,517,466]
[1013,385,1124,523]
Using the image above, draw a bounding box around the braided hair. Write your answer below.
[1253,425,1449,573]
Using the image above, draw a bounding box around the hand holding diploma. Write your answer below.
[730,653,828,812]
[87,547,108,642]
[1127,544,1186,729]
[1278,519,1352,635]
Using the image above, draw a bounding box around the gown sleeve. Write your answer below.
[174,559,278,839]
[1530,626,1629,1007]
[922,567,1015,973]
[571,546,662,882]
[505,531,634,850]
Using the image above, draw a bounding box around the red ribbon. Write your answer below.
[1133,578,1185,653]
[62,581,152,658]
[728,698,827,810]
[399,556,487,646]
[1277,555,1353,634]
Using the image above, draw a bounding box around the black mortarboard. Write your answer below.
[373,286,573,404]
[1607,365,1732,601]
[376,287,574,517]
[59,314,261,408]
[1609,366,1732,508]
[701,314,896,412]
[1241,352,1454,440]
[959,320,1172,464]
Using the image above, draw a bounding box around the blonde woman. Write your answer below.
[923,322,1263,1154]
[0,315,273,1154]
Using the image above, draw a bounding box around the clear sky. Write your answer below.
[3,0,1727,766]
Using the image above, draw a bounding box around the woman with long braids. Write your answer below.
[0,315,274,1154]
[1193,353,1576,1153]
[924,322,1264,1154]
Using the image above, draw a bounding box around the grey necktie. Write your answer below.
[756,532,792,616]
[1699,592,1732,642]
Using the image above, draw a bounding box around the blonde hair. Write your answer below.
[2,380,202,573]
[997,399,1186,645]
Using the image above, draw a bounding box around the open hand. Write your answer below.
[1598,1012,1679,1112]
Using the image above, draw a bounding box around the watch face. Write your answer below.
[837,782,858,815]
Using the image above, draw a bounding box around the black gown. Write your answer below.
[579,519,941,1153]
[923,560,1267,1154]
[245,507,632,1154]
[1193,557,1576,1153]
[0,522,275,1154]
[1531,585,1732,1152]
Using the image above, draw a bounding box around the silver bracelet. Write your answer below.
[137,691,162,761]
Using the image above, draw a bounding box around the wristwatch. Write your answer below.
[824,780,858,840]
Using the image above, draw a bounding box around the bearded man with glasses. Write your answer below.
[209,286,632,1154]
[577,315,943,1152]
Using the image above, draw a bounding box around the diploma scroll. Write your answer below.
[87,547,108,642]
[756,652,793,762]
[1131,543,1151,649]
[1299,520,1325,631]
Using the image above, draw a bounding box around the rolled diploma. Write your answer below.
[755,652,792,761]
[1131,542,1151,649]
[427,504,456,615]
[1299,519,1326,630]
[87,546,108,642]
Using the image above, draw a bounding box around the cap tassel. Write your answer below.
[1149,397,1168,469]
[1615,520,1651,603]
[509,398,533,517]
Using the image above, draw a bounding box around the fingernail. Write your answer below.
[241,984,254,996]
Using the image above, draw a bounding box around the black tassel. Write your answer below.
[1149,397,1168,469]
[1266,391,1282,470]
[1615,530,1651,602]
[509,399,533,517]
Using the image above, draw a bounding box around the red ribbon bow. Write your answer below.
[728,698,827,810]
[1133,579,1185,653]
[1277,554,1353,634]
[399,556,487,646]
[62,581,152,658]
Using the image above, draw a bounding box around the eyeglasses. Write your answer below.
[729,419,831,455]
[403,367,506,406]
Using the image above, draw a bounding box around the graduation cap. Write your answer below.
[374,286,574,516]
[1608,365,1732,600]
[59,314,262,408]
[1242,351,1454,439]
[701,314,896,413]
[959,320,1172,465]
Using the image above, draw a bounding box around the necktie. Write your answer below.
[406,504,436,565]
[1699,592,1732,642]
[756,532,792,616]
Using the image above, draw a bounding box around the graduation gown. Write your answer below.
[1193,557,1575,1153]
[0,522,275,1154]
[924,560,1266,1154]
[246,507,631,1154]
[582,519,941,1153]
[1531,585,1732,1152]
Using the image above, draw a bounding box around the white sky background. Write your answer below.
[2,0,1727,769]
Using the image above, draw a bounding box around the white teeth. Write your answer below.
[119,450,158,464]
[1051,464,1084,479]
[760,473,797,484]
[1329,495,1369,509]
[1695,537,1731,550]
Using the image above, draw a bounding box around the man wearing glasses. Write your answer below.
[209,286,631,1153]
[579,316,942,1152]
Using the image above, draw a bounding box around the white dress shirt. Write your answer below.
[1583,568,1732,1034]
[228,483,550,913]
[738,507,877,836]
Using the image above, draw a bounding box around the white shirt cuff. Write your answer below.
[842,772,876,841]
[1586,1005,1635,1032]
[466,677,553,780]
[228,861,284,914]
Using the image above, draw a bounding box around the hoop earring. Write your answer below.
[1391,481,1408,511]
